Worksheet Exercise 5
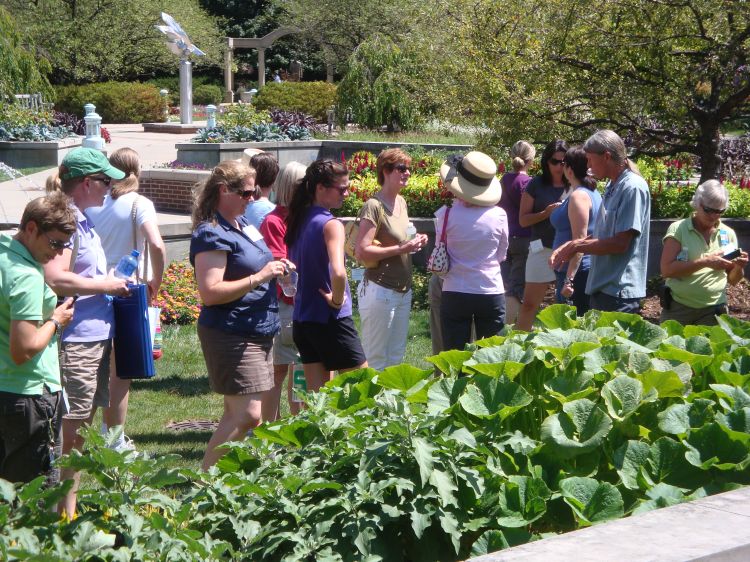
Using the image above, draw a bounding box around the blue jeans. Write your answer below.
[554,268,591,316]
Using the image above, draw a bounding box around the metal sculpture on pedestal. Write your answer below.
[156,12,205,125]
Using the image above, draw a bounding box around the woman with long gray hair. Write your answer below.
[660,180,748,325]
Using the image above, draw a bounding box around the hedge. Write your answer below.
[53,81,163,123]
[252,81,336,121]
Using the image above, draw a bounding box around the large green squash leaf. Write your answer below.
[601,375,648,420]
[632,483,689,514]
[459,376,532,420]
[536,304,579,330]
[613,440,650,490]
[375,365,432,392]
[540,399,613,459]
[495,475,551,527]
[426,349,473,376]
[684,422,750,470]
[657,399,716,435]
[559,477,624,525]
[426,376,468,414]
[464,343,531,379]
[545,371,596,404]
[636,369,686,398]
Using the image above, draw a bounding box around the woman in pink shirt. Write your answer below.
[435,152,509,352]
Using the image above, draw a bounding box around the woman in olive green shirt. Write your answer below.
[354,148,428,370]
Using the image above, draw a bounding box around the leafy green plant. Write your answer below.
[193,84,223,106]
[154,261,201,325]
[2,307,750,560]
[53,82,163,123]
[253,81,337,121]
[219,103,268,129]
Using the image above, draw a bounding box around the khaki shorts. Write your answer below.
[273,300,298,365]
[198,324,274,395]
[60,340,112,420]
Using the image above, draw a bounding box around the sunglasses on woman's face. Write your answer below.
[549,158,566,166]
[238,188,260,200]
[326,183,349,195]
[702,205,726,215]
[394,164,411,173]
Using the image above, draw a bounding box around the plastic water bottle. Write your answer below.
[405,222,417,241]
[291,359,306,403]
[405,222,418,254]
[114,250,140,279]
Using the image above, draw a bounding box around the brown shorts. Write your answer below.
[60,339,112,420]
[198,324,274,395]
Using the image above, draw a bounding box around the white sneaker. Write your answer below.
[111,434,136,453]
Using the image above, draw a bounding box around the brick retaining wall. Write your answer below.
[139,169,209,214]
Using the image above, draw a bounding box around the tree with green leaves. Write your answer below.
[446,0,750,181]
[4,0,224,84]
[0,6,51,99]
[337,34,421,131]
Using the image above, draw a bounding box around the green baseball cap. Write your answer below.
[60,148,126,180]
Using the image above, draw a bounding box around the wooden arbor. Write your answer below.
[224,27,334,101]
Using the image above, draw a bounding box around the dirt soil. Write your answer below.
[542,279,750,324]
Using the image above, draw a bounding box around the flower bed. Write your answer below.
[333,151,750,220]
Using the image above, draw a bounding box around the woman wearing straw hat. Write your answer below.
[436,151,509,352]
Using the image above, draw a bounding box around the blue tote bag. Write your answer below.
[113,283,156,379]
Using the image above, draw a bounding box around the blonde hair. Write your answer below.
[274,161,307,207]
[192,160,256,229]
[49,167,84,196]
[45,171,62,193]
[510,141,535,172]
[109,147,140,199]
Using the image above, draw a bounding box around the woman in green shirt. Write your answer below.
[660,180,748,325]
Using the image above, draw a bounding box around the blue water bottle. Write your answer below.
[114,250,140,279]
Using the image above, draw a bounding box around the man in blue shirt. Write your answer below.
[551,130,650,313]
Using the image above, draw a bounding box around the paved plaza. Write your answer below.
[0,123,199,230]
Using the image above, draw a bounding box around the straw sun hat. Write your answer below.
[439,151,501,207]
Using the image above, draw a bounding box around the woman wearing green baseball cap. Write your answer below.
[43,147,131,517]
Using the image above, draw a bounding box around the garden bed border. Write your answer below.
[0,136,82,168]
[175,139,472,168]
[470,486,750,562]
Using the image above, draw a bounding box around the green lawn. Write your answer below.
[113,310,433,469]
[0,164,53,182]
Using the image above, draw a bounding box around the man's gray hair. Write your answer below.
[583,130,628,166]
[691,179,728,211]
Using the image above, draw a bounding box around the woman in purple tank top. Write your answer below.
[285,160,368,393]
